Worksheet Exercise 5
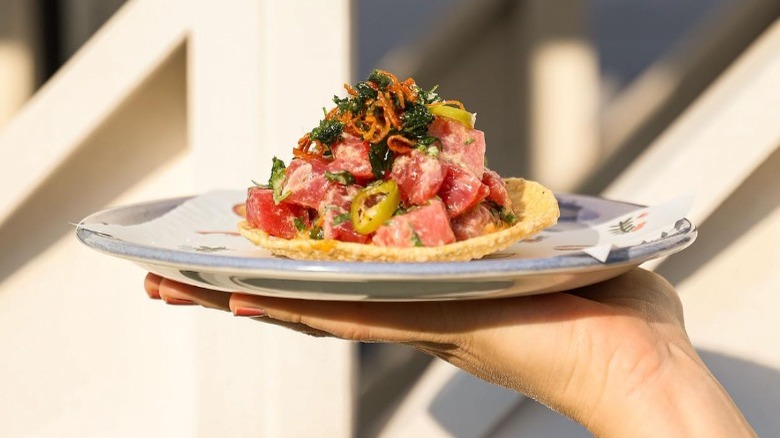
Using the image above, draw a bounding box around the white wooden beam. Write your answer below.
[0,0,188,227]
[188,2,355,436]
[604,19,780,226]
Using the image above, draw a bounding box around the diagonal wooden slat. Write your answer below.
[0,0,188,227]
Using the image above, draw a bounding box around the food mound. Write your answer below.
[240,70,559,261]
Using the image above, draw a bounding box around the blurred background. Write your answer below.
[1,0,778,436]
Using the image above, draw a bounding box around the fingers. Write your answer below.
[228,293,466,345]
[145,273,232,310]
[144,272,163,299]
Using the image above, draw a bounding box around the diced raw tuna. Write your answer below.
[390,149,445,205]
[438,163,490,218]
[328,133,374,181]
[246,187,308,239]
[451,203,500,241]
[372,199,455,247]
[321,208,369,243]
[427,117,486,177]
[282,158,333,209]
[317,183,359,215]
[482,168,512,209]
[372,218,414,248]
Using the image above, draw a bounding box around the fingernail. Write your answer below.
[147,289,162,300]
[163,297,197,305]
[234,307,266,317]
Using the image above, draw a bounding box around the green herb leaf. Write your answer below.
[464,137,475,145]
[414,84,442,105]
[401,103,435,139]
[368,140,394,179]
[309,225,324,240]
[411,231,425,247]
[368,69,392,90]
[333,212,351,226]
[293,217,307,232]
[499,207,518,225]
[325,170,356,185]
[310,118,344,148]
[269,157,289,204]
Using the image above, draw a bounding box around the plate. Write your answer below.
[75,191,696,301]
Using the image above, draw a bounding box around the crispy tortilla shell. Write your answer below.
[238,178,559,262]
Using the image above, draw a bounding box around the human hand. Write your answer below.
[144,269,754,437]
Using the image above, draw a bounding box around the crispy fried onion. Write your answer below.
[294,70,428,158]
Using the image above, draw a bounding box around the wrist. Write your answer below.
[583,344,755,437]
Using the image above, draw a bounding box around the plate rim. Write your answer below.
[75,193,697,282]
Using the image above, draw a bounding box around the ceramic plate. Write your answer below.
[76,191,696,301]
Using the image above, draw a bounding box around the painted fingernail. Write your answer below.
[234,307,266,317]
[163,297,197,305]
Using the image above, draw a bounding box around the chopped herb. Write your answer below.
[333,212,351,226]
[293,217,307,232]
[464,137,475,145]
[368,140,394,179]
[401,104,435,139]
[325,170,356,185]
[416,143,440,157]
[393,205,409,216]
[269,157,289,204]
[416,135,440,148]
[368,69,392,90]
[411,231,425,247]
[310,118,344,148]
[309,225,324,240]
[414,84,442,105]
[499,207,518,225]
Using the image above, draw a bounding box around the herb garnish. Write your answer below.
[411,231,425,247]
[499,207,518,225]
[401,104,435,139]
[293,217,307,232]
[309,225,324,240]
[325,170,356,185]
[310,118,344,149]
[333,212,351,226]
[269,157,289,204]
[368,140,394,179]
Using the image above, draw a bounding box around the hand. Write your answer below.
[144,269,755,437]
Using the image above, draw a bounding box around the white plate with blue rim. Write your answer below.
[75,190,696,301]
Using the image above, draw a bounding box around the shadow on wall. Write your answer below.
[427,350,780,437]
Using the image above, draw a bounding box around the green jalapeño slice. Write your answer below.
[427,104,475,129]
[351,180,401,234]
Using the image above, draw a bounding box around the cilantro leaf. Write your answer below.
[325,170,356,185]
[269,157,289,204]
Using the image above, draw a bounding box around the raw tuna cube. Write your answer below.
[328,133,374,181]
[317,183,359,216]
[390,149,445,205]
[246,187,308,239]
[282,158,333,209]
[427,117,486,177]
[482,168,512,209]
[451,203,500,241]
[438,163,490,218]
[372,199,455,247]
[321,208,369,243]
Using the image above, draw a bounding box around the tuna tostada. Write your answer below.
[240,70,559,262]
